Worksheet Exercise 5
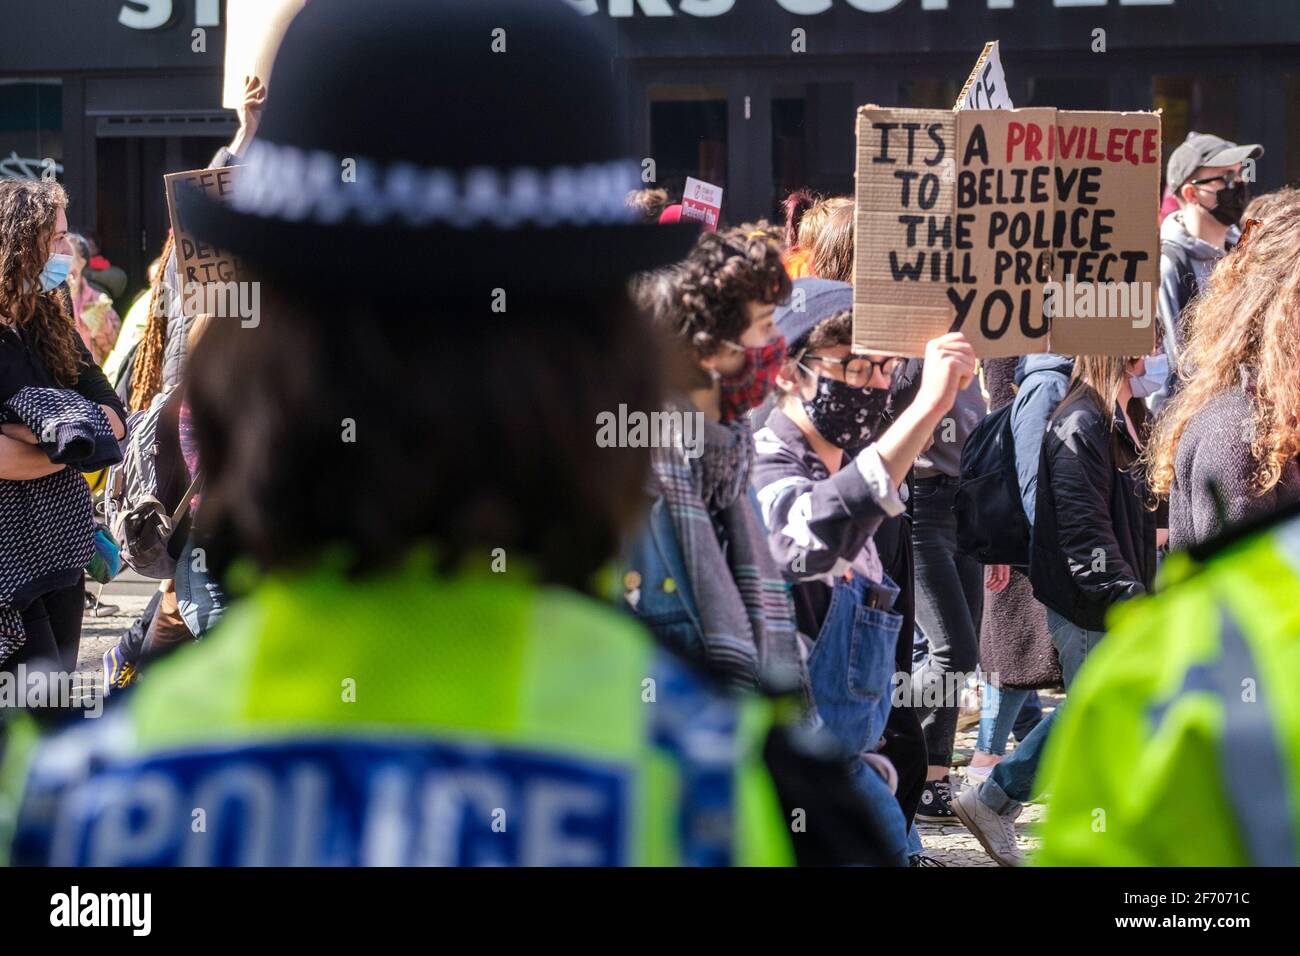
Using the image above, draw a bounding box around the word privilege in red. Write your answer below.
[1004,122,1160,166]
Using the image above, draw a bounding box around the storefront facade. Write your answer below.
[1,0,1297,301]
[0,1,231,303]
[591,0,1300,220]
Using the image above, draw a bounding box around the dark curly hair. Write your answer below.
[0,180,83,387]
[187,280,664,592]
[675,223,791,359]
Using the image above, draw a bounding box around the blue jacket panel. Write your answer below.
[1010,353,1073,524]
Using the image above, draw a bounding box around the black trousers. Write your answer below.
[873,511,928,830]
[3,575,85,676]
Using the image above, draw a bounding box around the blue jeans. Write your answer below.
[978,609,1102,813]
[976,684,1044,755]
[807,573,903,759]
[848,758,911,866]
[808,572,908,865]
[175,532,228,638]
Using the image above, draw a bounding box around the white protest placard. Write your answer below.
[955,41,1013,112]
[852,107,1160,359]
[681,177,723,231]
[223,0,309,110]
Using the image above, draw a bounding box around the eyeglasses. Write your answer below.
[800,353,899,387]
[1189,170,1246,188]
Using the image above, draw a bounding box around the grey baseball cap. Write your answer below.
[1167,131,1264,191]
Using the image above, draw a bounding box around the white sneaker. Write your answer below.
[952,785,1023,867]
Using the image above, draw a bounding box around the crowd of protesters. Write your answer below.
[0,0,1298,868]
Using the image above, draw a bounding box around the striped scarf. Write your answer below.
[649,412,806,697]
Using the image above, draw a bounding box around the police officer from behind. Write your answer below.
[1036,503,1300,866]
[1,0,880,867]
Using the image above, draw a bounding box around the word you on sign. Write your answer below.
[852,106,1159,359]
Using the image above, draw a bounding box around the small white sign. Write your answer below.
[681,176,723,231]
[956,40,1014,111]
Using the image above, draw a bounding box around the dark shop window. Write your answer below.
[1026,77,1111,112]
[0,80,63,183]
[1152,74,1239,178]
[900,78,961,110]
[648,85,727,203]
[771,81,854,218]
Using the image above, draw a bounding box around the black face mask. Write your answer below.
[801,373,891,456]
[1203,180,1249,228]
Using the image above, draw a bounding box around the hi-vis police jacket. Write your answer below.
[0,552,876,867]
[1036,507,1300,866]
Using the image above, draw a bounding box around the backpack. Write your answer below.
[954,402,1030,566]
[103,386,201,579]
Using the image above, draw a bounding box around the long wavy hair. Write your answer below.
[1056,354,1145,469]
[0,180,82,386]
[129,232,175,411]
[1146,188,1300,500]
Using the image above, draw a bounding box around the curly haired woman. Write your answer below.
[1146,187,1300,550]
[622,224,804,693]
[0,179,126,677]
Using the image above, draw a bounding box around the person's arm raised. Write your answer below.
[872,332,977,488]
[226,74,267,161]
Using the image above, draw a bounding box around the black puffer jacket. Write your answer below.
[1029,389,1157,632]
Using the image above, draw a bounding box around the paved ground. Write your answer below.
[76,572,154,687]
[75,572,1055,867]
[915,691,1062,866]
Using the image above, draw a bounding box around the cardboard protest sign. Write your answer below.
[852,107,1159,358]
[681,177,723,231]
[1047,112,1161,355]
[853,109,957,357]
[223,0,308,110]
[164,166,250,313]
[955,41,1013,111]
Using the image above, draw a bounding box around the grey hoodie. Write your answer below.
[1158,211,1239,371]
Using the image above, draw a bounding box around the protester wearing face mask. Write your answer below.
[1152,131,1264,413]
[751,279,976,864]
[0,180,126,684]
[955,354,1158,865]
[620,225,805,694]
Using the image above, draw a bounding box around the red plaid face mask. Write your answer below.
[717,335,787,423]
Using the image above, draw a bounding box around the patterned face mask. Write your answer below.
[799,367,891,455]
[716,336,786,423]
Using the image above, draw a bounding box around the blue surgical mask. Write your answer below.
[38,253,73,293]
[1129,352,1170,399]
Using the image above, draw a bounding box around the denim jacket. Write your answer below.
[618,496,708,665]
